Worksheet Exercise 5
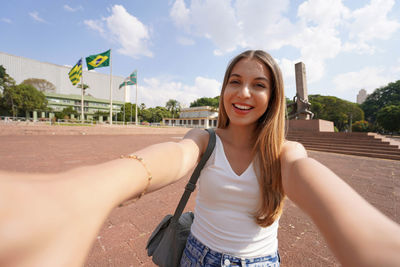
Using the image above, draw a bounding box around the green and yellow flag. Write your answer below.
[68,59,82,85]
[86,49,110,70]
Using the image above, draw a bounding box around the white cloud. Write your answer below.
[170,0,191,32]
[1,18,12,24]
[29,11,46,23]
[169,0,400,85]
[170,0,241,54]
[84,20,104,35]
[85,5,152,59]
[333,66,397,95]
[177,36,195,45]
[138,76,221,107]
[344,0,400,54]
[63,4,83,12]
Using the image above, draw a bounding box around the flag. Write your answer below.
[129,70,137,84]
[68,59,82,85]
[119,70,137,89]
[119,79,135,89]
[85,49,110,70]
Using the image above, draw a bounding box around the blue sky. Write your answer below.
[1,0,399,108]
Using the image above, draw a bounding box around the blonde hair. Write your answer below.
[217,50,286,227]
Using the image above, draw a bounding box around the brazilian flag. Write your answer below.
[68,59,82,86]
[86,49,110,70]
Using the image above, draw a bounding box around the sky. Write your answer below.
[1,0,399,108]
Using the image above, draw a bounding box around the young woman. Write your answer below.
[0,50,399,267]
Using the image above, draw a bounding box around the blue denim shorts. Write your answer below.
[180,233,280,267]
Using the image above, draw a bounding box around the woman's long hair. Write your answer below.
[217,50,286,227]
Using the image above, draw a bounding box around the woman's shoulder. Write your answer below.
[183,128,214,155]
[280,140,308,164]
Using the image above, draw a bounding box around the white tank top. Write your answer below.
[191,135,279,257]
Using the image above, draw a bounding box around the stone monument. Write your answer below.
[287,62,334,132]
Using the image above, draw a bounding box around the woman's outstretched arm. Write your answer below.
[0,128,209,267]
[280,141,400,267]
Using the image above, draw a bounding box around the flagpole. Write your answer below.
[80,57,84,123]
[109,49,113,125]
[123,81,126,125]
[135,70,138,125]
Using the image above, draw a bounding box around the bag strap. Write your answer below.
[171,128,216,221]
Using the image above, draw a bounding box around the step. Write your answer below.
[305,146,400,161]
[296,141,400,153]
[302,143,400,156]
[287,137,391,147]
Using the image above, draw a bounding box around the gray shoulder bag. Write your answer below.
[146,128,216,267]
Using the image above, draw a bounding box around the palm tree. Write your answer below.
[165,99,180,125]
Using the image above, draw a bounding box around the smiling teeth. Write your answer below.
[234,104,252,110]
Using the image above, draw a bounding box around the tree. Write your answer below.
[119,103,136,122]
[0,65,17,115]
[22,78,56,93]
[140,106,171,123]
[361,80,400,123]
[55,106,78,120]
[0,65,16,94]
[190,96,220,109]
[1,83,47,117]
[165,99,180,121]
[309,95,364,131]
[376,105,400,133]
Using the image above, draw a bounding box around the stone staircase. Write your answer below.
[286,131,400,161]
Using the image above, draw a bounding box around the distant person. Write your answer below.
[0,50,399,267]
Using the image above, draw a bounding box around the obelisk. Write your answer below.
[295,62,310,120]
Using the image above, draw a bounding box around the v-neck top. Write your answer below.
[190,135,279,257]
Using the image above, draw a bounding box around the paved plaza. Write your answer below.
[1,124,399,266]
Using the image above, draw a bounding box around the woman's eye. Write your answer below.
[229,80,240,84]
[256,83,266,88]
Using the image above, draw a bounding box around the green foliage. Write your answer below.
[376,105,400,133]
[0,65,16,93]
[361,80,400,123]
[165,99,180,118]
[55,106,78,120]
[22,78,56,93]
[93,110,109,121]
[1,83,48,117]
[141,106,171,123]
[190,96,220,109]
[309,94,364,131]
[352,120,370,132]
[118,102,137,122]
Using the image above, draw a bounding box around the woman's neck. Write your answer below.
[220,123,257,149]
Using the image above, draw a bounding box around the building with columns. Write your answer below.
[163,106,218,128]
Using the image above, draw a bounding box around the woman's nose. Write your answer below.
[237,83,251,98]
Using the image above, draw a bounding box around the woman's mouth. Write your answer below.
[233,103,253,110]
[232,103,253,114]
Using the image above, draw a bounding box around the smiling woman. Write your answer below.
[0,50,399,267]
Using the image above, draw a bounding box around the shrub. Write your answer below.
[352,120,370,132]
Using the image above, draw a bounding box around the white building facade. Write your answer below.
[0,51,130,102]
[163,106,218,128]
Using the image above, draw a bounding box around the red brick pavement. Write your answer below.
[1,124,399,267]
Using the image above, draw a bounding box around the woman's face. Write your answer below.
[223,58,272,128]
